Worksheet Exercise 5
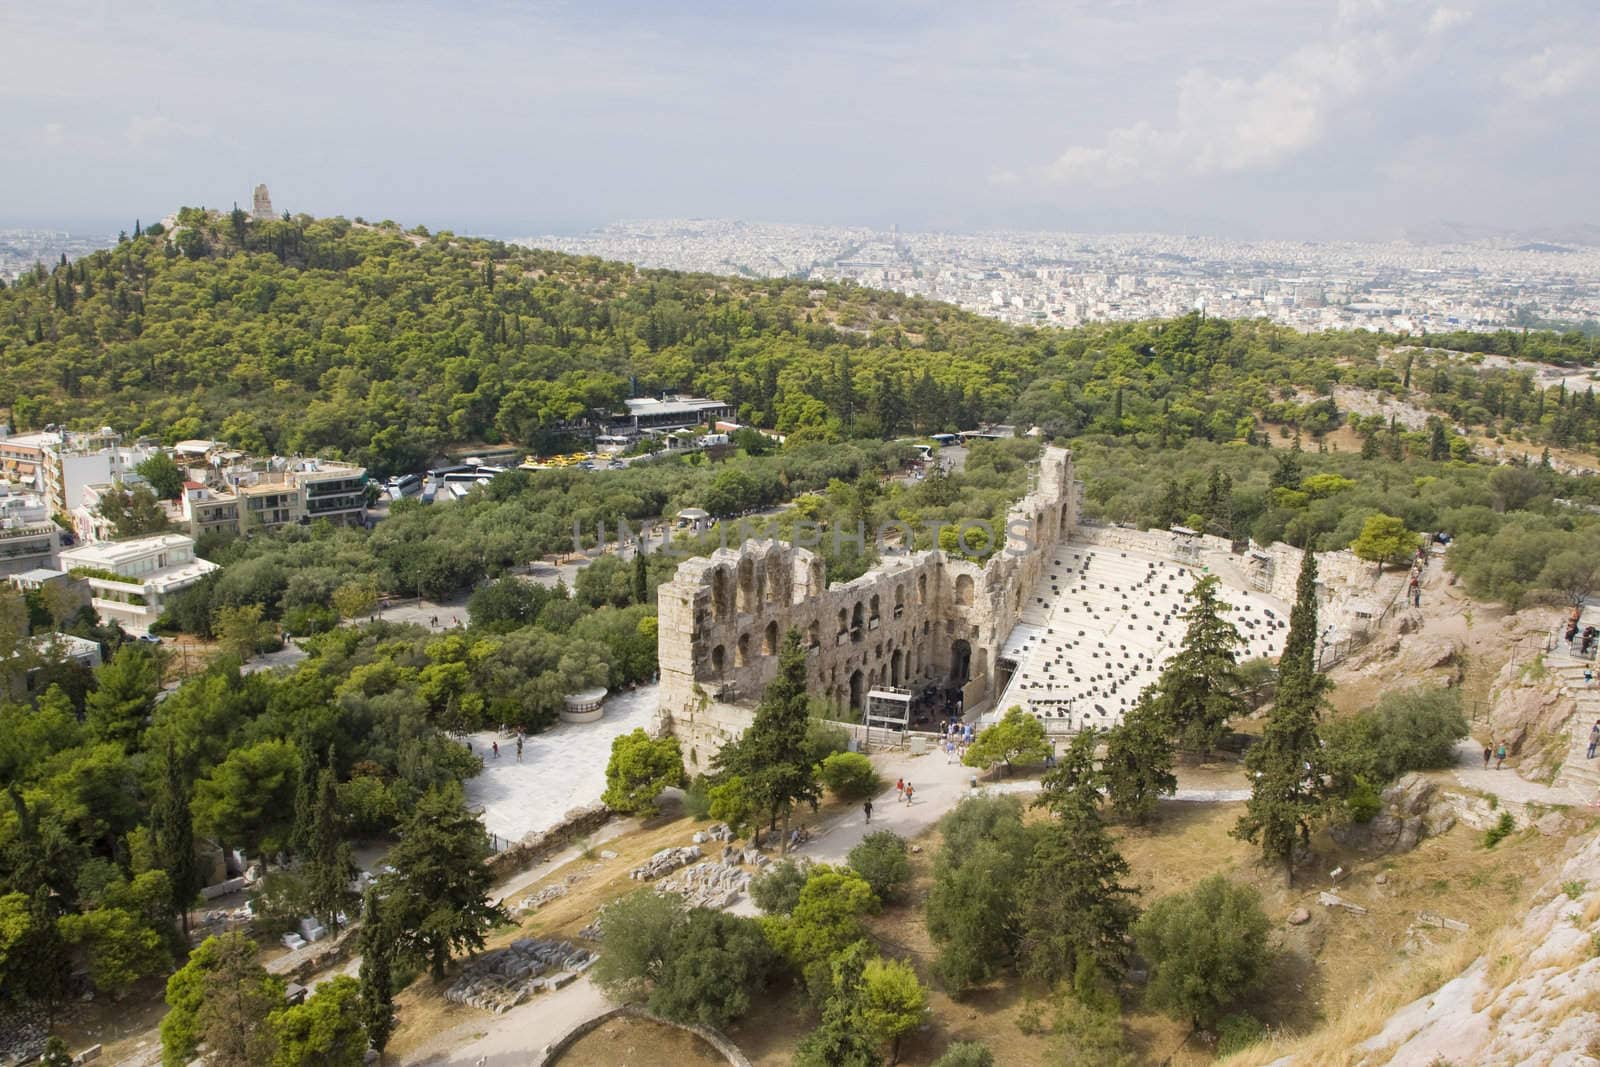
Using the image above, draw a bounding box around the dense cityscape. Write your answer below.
[520,219,1600,335]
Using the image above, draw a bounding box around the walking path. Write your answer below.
[1444,738,1586,807]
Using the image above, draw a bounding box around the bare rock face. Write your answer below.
[1329,773,1438,854]
[1286,907,1312,926]
[1360,833,1600,1065]
[1486,656,1575,760]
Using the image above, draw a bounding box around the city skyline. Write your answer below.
[2,1,1597,240]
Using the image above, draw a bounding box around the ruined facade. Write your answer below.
[656,447,1078,767]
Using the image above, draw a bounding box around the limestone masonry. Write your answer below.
[657,447,1077,767]
[656,445,1390,767]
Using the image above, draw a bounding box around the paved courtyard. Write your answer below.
[462,685,661,844]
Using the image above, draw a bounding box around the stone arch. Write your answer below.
[1060,501,1071,532]
[894,583,905,618]
[950,639,972,684]
[736,633,751,667]
[711,567,733,620]
[849,670,865,712]
[710,644,725,678]
[736,557,756,614]
[891,648,904,687]
[917,573,927,604]
[851,601,865,641]
[807,619,820,648]
[763,620,778,655]
[955,573,975,607]
[869,594,880,622]
[836,608,848,637]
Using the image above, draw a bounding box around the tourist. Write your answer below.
[1495,741,1507,770]
[1586,667,1594,688]
[904,782,914,805]
[896,777,905,803]
[1482,744,1492,770]
[516,737,524,761]
[863,799,873,823]
[1588,721,1599,760]
[492,740,500,759]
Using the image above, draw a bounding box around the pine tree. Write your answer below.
[713,629,819,853]
[1021,731,1139,983]
[1101,698,1176,824]
[380,786,506,980]
[357,887,397,1060]
[304,758,356,934]
[1234,549,1329,885]
[153,739,201,941]
[1153,574,1246,756]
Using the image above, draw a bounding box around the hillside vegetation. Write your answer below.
[3,210,1598,478]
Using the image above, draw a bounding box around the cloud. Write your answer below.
[1018,1,1468,188]
[43,122,64,146]
[1502,45,1598,100]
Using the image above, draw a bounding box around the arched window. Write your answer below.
[955,573,975,607]
[763,620,778,655]
[736,633,750,666]
[710,645,725,677]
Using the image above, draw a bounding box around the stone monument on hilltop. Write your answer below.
[252,184,274,221]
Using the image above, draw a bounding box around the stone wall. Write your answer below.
[658,447,1077,766]
[485,803,612,881]
[538,1004,753,1067]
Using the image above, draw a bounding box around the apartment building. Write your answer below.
[234,459,368,530]
[0,484,61,577]
[58,533,217,634]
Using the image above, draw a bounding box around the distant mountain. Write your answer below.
[1403,220,1600,248]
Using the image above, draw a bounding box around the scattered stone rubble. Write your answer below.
[445,938,593,1014]
[630,845,702,880]
[690,822,736,845]
[0,1004,46,1066]
[656,860,752,909]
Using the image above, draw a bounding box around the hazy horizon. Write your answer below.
[4,1,1596,242]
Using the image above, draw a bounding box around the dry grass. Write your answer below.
[555,1015,727,1066]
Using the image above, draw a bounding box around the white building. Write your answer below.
[0,483,60,576]
[58,533,217,634]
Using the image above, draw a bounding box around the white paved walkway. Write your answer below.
[463,686,660,844]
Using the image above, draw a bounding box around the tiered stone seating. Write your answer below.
[995,544,1289,731]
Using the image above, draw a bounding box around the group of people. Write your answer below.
[1406,548,1428,608]
[482,724,526,762]
[1482,740,1509,770]
[942,720,974,764]
[861,778,917,823]
[1562,607,1598,658]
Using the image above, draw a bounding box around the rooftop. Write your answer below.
[60,532,199,568]
[623,396,727,417]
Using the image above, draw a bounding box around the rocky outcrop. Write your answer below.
[1486,655,1576,766]
[1358,833,1600,1066]
[1328,774,1455,854]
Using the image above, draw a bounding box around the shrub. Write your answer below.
[819,751,880,800]
[1216,1012,1267,1055]
[1134,875,1270,1029]
[932,1041,994,1067]
[1344,776,1383,823]
[1483,811,1516,849]
[1323,686,1468,796]
[683,776,714,820]
[751,858,809,916]
[1562,879,1588,901]
[847,831,911,904]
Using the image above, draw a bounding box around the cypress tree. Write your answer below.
[357,887,396,1060]
[1234,548,1329,885]
[153,738,202,941]
[304,756,356,934]
[632,547,649,606]
[1102,698,1177,824]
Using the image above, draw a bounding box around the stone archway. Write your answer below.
[763,620,778,655]
[950,639,972,684]
[891,648,904,687]
[955,573,975,607]
[849,669,865,713]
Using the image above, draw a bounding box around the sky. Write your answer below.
[1,0,1595,240]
